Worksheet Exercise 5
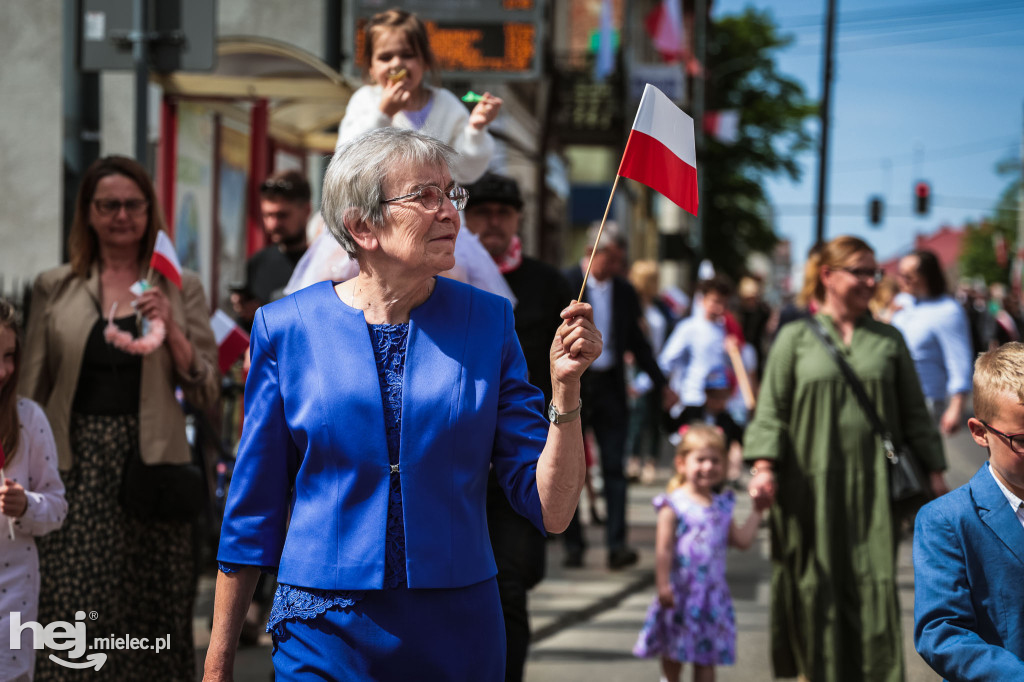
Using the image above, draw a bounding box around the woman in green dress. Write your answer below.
[745,235,948,682]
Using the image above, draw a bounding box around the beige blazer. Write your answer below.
[20,263,219,471]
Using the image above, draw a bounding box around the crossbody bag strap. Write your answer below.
[804,317,899,457]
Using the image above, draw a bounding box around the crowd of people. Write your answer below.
[1,6,1022,682]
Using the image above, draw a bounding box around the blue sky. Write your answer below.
[710,0,1024,268]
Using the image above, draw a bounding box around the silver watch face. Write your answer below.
[547,403,558,422]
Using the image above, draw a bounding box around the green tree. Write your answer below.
[700,8,817,280]
[959,154,1021,285]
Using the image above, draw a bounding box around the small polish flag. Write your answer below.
[210,310,250,374]
[704,110,740,144]
[150,231,183,289]
[617,83,698,216]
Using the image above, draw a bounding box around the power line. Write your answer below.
[832,138,1018,173]
[775,1,1024,32]
[784,22,1024,55]
[772,201,1017,216]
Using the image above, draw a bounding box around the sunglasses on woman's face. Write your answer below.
[839,267,883,283]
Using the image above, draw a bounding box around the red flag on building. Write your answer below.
[150,230,183,289]
[210,310,250,374]
[644,0,685,62]
[617,84,698,216]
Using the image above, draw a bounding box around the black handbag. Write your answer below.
[120,441,207,523]
[805,318,929,503]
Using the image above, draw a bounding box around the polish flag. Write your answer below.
[704,110,740,144]
[617,84,698,216]
[150,231,183,289]
[210,310,250,374]
[644,0,685,62]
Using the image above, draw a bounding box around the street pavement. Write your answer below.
[192,427,986,681]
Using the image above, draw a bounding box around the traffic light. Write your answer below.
[914,181,931,216]
[868,196,884,225]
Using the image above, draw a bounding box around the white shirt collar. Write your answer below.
[988,462,1024,528]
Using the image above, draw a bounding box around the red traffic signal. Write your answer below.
[914,181,930,215]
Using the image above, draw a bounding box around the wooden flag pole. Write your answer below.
[577,174,622,302]
[725,342,756,410]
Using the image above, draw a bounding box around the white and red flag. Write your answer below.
[704,109,740,144]
[617,83,698,216]
[210,310,250,374]
[645,0,685,62]
[150,230,183,289]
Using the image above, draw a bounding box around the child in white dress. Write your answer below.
[0,300,67,681]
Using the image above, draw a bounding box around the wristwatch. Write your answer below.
[547,400,582,424]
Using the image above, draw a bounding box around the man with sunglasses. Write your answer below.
[231,170,312,330]
[891,249,974,436]
[914,342,1024,681]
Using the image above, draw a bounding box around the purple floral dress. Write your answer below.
[633,488,737,665]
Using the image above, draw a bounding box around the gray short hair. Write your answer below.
[322,128,458,257]
[586,220,626,252]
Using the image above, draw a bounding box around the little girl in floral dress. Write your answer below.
[633,424,767,682]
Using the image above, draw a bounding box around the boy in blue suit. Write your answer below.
[914,341,1024,681]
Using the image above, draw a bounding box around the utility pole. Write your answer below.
[131,0,149,166]
[692,0,707,257]
[814,0,837,246]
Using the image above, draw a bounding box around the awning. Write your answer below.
[154,35,358,152]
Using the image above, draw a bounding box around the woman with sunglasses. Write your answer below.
[744,235,948,682]
[20,155,218,680]
[205,128,601,681]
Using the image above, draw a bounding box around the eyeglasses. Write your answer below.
[382,185,469,212]
[979,420,1024,454]
[839,267,883,283]
[93,198,149,217]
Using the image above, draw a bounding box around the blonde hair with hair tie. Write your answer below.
[667,423,726,492]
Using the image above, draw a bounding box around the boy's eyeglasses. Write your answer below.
[978,420,1024,454]
[93,199,149,217]
[382,185,469,212]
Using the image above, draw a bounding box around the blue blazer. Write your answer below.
[218,278,548,590]
[913,463,1024,680]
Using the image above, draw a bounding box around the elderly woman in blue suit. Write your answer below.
[203,128,601,681]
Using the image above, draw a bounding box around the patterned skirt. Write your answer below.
[34,414,196,682]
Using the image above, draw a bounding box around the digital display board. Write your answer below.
[345,1,544,80]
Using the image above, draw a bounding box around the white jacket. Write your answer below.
[337,84,495,184]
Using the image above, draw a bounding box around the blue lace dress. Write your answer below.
[221,322,505,681]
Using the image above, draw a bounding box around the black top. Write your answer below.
[245,245,306,305]
[72,316,142,415]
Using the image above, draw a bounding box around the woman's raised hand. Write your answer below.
[549,301,602,385]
